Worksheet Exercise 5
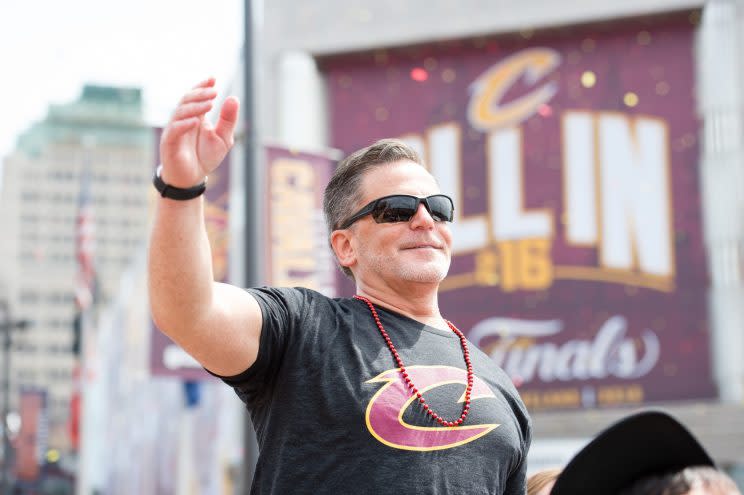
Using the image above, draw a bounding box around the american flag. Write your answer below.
[74,162,96,311]
[71,162,96,450]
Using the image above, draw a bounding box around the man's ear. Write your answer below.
[330,229,356,270]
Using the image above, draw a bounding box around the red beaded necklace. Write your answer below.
[354,295,473,427]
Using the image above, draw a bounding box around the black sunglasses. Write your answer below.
[339,194,455,230]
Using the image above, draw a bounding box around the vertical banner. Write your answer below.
[14,388,48,482]
[322,12,716,409]
[264,145,339,295]
[149,128,230,379]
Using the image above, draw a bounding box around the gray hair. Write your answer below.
[322,138,425,278]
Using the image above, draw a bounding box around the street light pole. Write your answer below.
[1,300,29,494]
[241,0,261,493]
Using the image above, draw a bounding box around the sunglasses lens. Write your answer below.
[372,196,417,223]
[427,196,454,222]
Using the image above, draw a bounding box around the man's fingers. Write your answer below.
[163,117,200,141]
[214,96,240,145]
[165,117,200,136]
[180,87,218,105]
[172,101,213,121]
[192,77,216,90]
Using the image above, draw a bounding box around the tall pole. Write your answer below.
[1,302,11,495]
[1,300,29,494]
[241,0,261,493]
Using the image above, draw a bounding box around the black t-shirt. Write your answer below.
[214,287,531,494]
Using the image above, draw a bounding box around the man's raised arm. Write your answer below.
[148,78,262,376]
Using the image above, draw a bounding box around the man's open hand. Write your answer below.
[159,78,240,188]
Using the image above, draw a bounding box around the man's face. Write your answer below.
[346,160,453,285]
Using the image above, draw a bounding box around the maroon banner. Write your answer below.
[149,128,230,379]
[264,145,339,294]
[14,388,47,482]
[321,12,716,409]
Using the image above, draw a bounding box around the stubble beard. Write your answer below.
[365,247,451,284]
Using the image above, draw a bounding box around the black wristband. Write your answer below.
[153,165,207,200]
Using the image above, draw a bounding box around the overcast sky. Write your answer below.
[1,0,244,161]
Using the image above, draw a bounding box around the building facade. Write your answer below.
[0,85,153,448]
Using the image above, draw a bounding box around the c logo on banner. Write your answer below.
[365,365,500,451]
[468,47,561,131]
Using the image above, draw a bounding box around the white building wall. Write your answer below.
[698,0,744,403]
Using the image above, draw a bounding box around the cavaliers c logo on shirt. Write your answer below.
[365,365,500,451]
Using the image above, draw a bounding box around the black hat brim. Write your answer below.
[550,410,715,495]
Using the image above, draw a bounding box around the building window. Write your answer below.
[16,369,36,381]
[46,368,71,381]
[20,290,39,303]
[13,342,36,353]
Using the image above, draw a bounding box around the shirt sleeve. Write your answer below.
[504,407,532,495]
[207,286,309,408]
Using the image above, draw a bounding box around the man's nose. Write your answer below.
[409,203,435,229]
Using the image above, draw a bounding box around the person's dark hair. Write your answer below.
[323,139,425,278]
[619,466,740,495]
